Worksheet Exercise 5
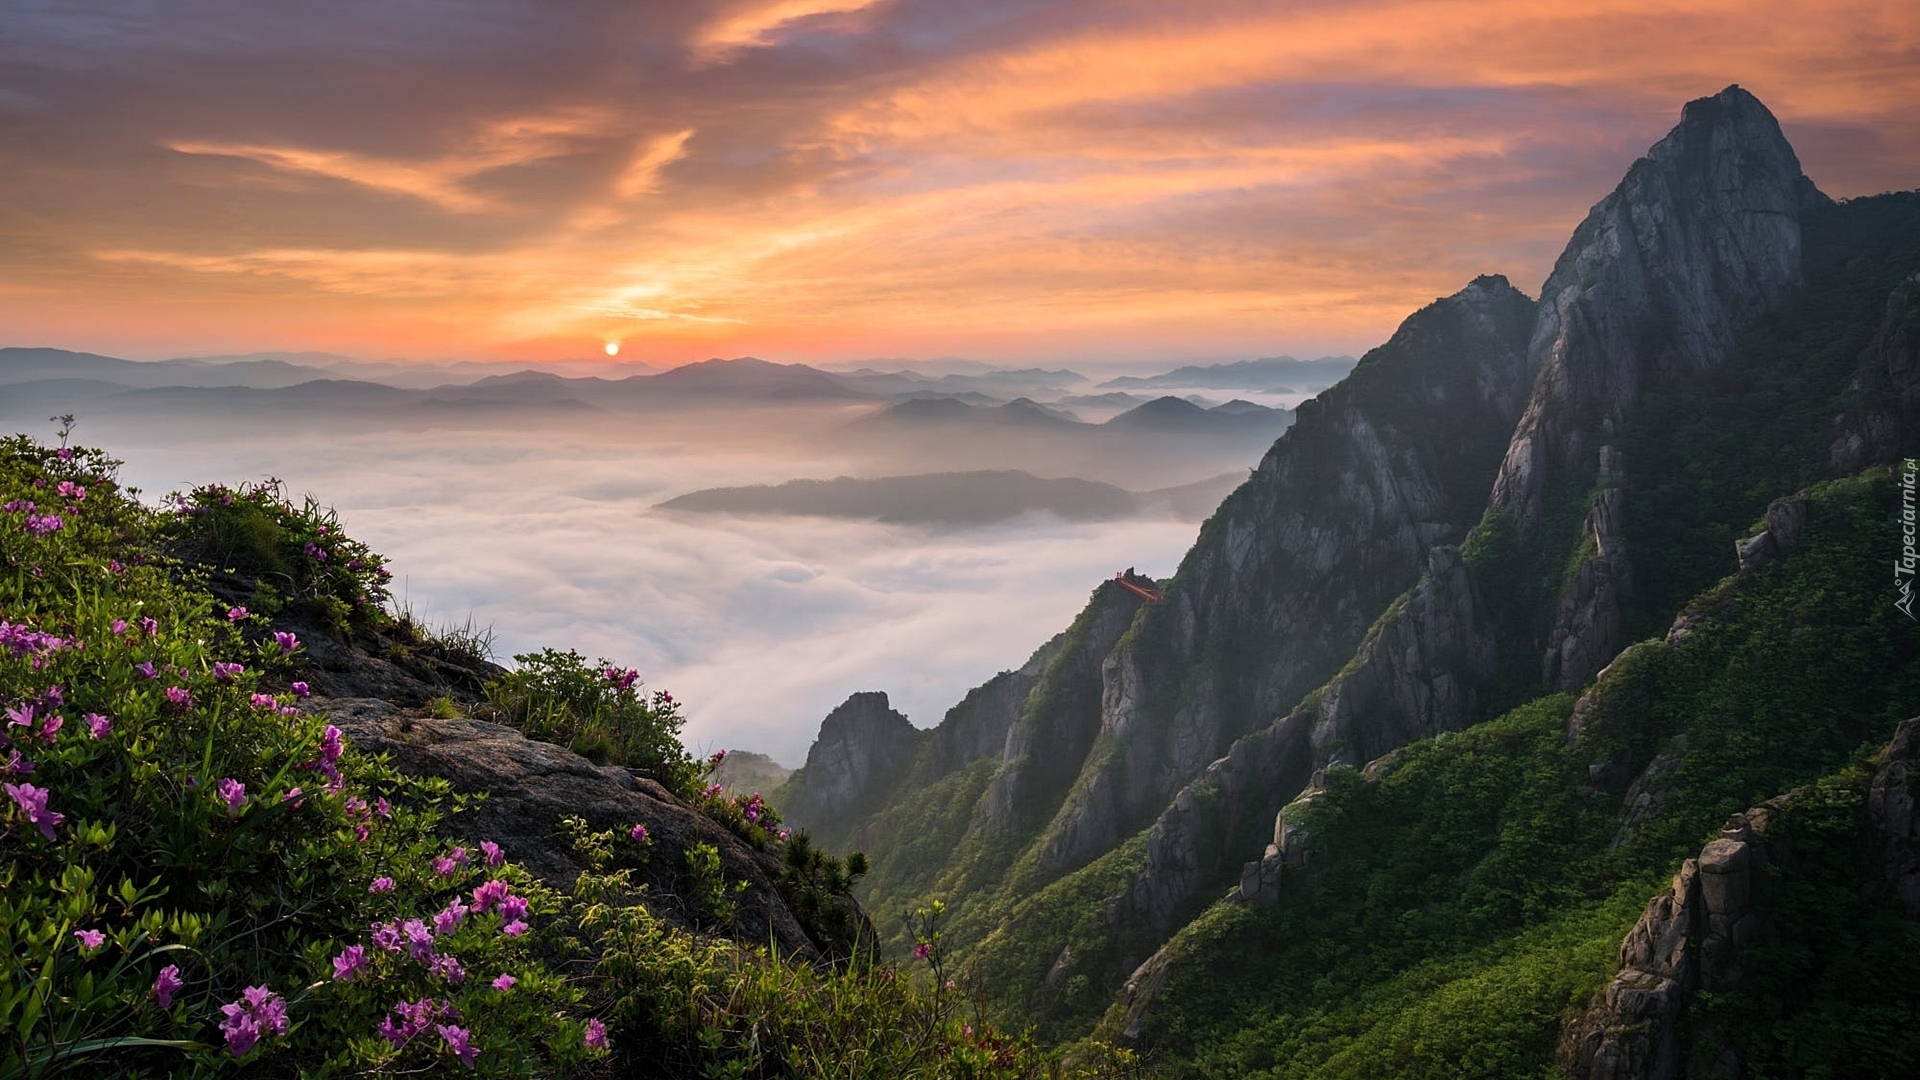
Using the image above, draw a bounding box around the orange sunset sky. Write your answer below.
[2,0,1917,368]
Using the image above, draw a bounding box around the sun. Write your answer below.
[603,341,620,357]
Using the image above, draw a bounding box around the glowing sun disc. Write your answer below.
[604,341,620,357]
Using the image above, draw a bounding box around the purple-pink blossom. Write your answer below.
[24,513,64,537]
[369,876,396,895]
[84,713,110,739]
[212,662,243,681]
[153,964,183,1007]
[219,985,286,1057]
[74,928,105,950]
[273,631,299,654]
[491,973,516,992]
[226,606,248,622]
[584,1018,609,1050]
[471,879,510,915]
[331,945,366,981]
[629,823,649,843]
[5,782,63,841]
[429,953,466,984]
[432,900,468,938]
[370,921,403,953]
[438,1024,478,1070]
[497,894,529,923]
[501,919,528,938]
[480,840,503,867]
[134,661,157,680]
[164,686,191,709]
[249,693,277,710]
[402,919,434,962]
[216,778,246,815]
[320,725,343,764]
[290,681,310,698]
[139,616,157,637]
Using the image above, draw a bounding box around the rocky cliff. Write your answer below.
[1556,716,1920,1080]
[775,691,920,847]
[1028,273,1538,882]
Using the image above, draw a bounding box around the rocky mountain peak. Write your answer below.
[781,691,921,827]
[1491,85,1820,531]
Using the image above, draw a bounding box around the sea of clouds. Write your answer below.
[84,414,1205,765]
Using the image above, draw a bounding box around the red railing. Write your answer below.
[1113,573,1163,603]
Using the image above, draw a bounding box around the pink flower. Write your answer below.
[438,1024,478,1070]
[213,662,243,681]
[134,661,157,679]
[281,786,303,803]
[74,928,105,950]
[273,632,299,654]
[332,945,366,981]
[164,686,191,709]
[584,1018,609,1050]
[5,781,63,841]
[471,879,510,914]
[219,985,286,1057]
[429,953,466,984]
[913,942,931,961]
[402,919,434,962]
[368,876,395,894]
[480,840,503,867]
[629,823,648,843]
[491,973,516,992]
[111,619,127,636]
[153,964,183,1007]
[432,900,468,938]
[320,725,343,764]
[375,797,392,818]
[139,616,158,637]
[290,681,310,698]
[370,921,403,953]
[225,606,248,622]
[497,894,528,923]
[215,778,246,815]
[501,919,528,938]
[249,693,276,710]
[84,713,110,739]
[710,748,727,765]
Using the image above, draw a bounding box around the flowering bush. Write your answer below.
[0,438,598,1075]
[482,648,699,794]
[165,479,394,632]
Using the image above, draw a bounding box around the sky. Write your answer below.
[3,0,1917,368]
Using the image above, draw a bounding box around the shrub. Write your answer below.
[483,648,700,794]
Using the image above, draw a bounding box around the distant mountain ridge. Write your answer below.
[657,470,1245,526]
[1098,355,1356,392]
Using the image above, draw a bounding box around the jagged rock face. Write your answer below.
[321,698,855,962]
[981,576,1156,834]
[1030,275,1538,878]
[1831,271,1920,470]
[1494,86,1819,531]
[780,691,920,841]
[1557,717,1920,1080]
[1520,86,1820,690]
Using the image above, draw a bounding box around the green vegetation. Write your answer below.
[1126,469,1919,1077]
[482,647,700,793]
[1620,190,1920,639]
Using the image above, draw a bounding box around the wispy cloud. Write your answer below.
[1,0,1916,363]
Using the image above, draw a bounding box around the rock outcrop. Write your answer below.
[1831,271,1920,470]
[319,697,859,962]
[1556,717,1920,1080]
[777,691,920,845]
[1030,274,1538,880]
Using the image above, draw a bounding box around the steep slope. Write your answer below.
[784,273,1538,988]
[1113,470,1918,1077]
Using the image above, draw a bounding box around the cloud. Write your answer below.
[1,0,1916,363]
[77,405,1207,764]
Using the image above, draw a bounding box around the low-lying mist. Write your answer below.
[36,400,1244,764]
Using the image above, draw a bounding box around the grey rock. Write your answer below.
[320,699,846,960]
[778,692,920,844]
